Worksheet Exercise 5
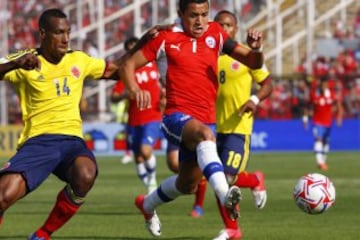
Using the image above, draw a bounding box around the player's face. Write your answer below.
[215,13,237,39]
[40,17,70,61]
[178,2,209,38]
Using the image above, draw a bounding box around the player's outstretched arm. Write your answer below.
[0,52,40,79]
[105,24,173,80]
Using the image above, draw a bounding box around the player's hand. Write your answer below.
[302,116,309,130]
[130,89,151,110]
[246,29,263,50]
[238,100,257,118]
[14,53,40,71]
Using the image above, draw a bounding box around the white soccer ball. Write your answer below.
[293,173,336,214]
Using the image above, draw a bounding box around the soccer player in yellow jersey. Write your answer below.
[212,10,273,240]
[0,8,123,240]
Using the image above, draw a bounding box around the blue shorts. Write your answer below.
[166,141,179,153]
[217,133,251,176]
[161,112,216,162]
[0,134,97,193]
[127,121,161,153]
[312,124,331,143]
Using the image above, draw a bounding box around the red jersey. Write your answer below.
[113,62,162,126]
[112,80,126,93]
[141,21,231,123]
[310,88,336,127]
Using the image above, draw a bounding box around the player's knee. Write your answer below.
[70,159,97,194]
[140,146,153,159]
[0,192,11,211]
[78,166,97,189]
[199,127,216,142]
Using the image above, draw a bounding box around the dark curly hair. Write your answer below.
[178,0,208,14]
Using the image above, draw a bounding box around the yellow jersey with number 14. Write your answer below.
[216,54,270,135]
[3,49,106,146]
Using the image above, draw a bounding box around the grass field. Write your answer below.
[0,151,359,240]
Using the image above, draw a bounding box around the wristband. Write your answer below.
[251,46,263,52]
[250,95,260,105]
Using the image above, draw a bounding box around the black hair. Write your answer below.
[39,8,67,30]
[214,10,238,24]
[178,0,208,14]
[124,36,139,51]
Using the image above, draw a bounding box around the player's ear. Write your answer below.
[39,28,46,39]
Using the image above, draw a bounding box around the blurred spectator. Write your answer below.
[353,8,360,38]
[2,0,360,122]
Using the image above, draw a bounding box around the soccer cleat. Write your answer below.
[212,228,242,240]
[189,205,204,218]
[28,233,50,240]
[251,171,267,209]
[121,153,133,164]
[318,163,328,171]
[224,186,242,220]
[135,195,161,237]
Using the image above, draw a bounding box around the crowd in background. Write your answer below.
[254,7,360,120]
[2,0,360,124]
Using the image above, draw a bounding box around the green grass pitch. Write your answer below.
[0,151,359,239]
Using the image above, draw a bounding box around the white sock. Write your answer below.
[314,141,325,165]
[323,143,329,163]
[145,154,157,185]
[136,162,148,186]
[144,175,181,212]
[196,140,229,205]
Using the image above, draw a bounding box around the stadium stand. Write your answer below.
[1,0,359,124]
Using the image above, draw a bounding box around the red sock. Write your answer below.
[216,196,238,229]
[0,213,3,226]
[35,187,81,237]
[234,171,259,189]
[193,177,207,208]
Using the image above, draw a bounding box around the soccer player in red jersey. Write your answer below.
[303,77,343,171]
[112,36,163,194]
[119,0,264,237]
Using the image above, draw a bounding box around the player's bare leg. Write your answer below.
[0,173,27,228]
